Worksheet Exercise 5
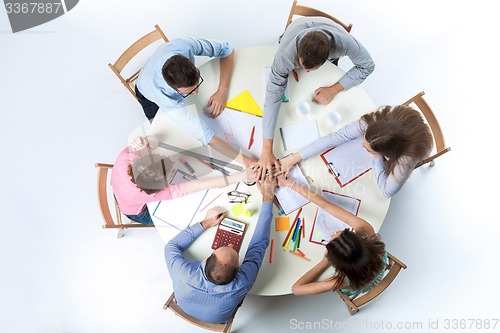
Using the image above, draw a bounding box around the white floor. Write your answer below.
[1,1,499,332]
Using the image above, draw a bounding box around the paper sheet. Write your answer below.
[151,190,208,230]
[274,165,310,215]
[310,191,361,244]
[280,120,320,151]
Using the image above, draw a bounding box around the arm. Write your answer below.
[278,177,375,236]
[372,155,417,197]
[165,207,225,275]
[206,50,235,117]
[291,256,340,295]
[208,134,256,168]
[237,178,276,288]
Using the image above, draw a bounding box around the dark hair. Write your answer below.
[127,154,174,195]
[326,230,385,290]
[298,31,330,69]
[362,105,433,174]
[205,253,238,285]
[161,55,199,89]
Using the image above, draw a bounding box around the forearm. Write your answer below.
[184,173,244,194]
[165,223,205,269]
[218,49,235,92]
[208,135,251,167]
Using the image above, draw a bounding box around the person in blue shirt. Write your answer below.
[164,177,276,324]
[136,38,235,145]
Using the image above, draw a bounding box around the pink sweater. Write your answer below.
[111,147,187,215]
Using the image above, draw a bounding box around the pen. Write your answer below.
[292,69,299,82]
[210,162,230,176]
[248,125,255,150]
[179,156,195,174]
[289,250,311,261]
[282,208,302,248]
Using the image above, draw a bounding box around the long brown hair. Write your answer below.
[362,105,433,174]
[326,230,385,290]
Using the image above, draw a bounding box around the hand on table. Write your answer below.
[201,206,226,230]
[205,88,229,118]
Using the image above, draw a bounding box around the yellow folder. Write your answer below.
[225,90,263,117]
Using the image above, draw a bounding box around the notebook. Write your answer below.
[280,120,320,151]
[274,165,310,215]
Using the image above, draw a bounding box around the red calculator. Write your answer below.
[211,218,247,253]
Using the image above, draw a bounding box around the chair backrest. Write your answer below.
[95,163,154,238]
[336,252,407,315]
[285,0,352,32]
[163,292,243,333]
[108,24,169,100]
[402,91,451,168]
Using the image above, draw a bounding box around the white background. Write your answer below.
[1,0,499,332]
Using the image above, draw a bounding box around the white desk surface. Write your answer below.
[147,45,390,296]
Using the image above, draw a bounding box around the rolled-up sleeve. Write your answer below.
[337,36,375,90]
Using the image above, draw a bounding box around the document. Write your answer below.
[280,120,320,151]
[274,165,310,215]
[310,191,361,245]
[151,190,208,230]
[320,136,373,187]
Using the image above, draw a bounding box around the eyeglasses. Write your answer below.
[227,191,251,204]
[176,75,204,98]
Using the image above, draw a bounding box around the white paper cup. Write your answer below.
[327,110,342,125]
[296,101,311,117]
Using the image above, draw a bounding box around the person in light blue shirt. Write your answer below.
[136,38,235,145]
[164,178,276,324]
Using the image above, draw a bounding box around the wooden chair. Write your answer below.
[336,252,407,315]
[284,0,352,32]
[95,163,155,238]
[163,293,244,333]
[402,91,452,168]
[108,24,169,100]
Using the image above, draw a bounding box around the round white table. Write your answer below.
[147,45,390,296]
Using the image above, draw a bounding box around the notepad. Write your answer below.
[274,165,310,215]
[320,136,373,187]
[310,191,361,245]
[280,120,320,151]
[275,216,290,231]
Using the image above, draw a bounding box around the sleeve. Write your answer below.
[299,119,364,160]
[337,36,375,91]
[236,202,273,288]
[262,49,295,140]
[163,105,215,146]
[371,155,417,197]
[164,222,205,275]
[184,38,233,58]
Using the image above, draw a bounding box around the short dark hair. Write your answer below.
[205,253,238,285]
[161,54,199,89]
[326,229,386,290]
[298,31,330,69]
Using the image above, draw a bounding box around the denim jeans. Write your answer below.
[135,85,160,120]
[126,206,154,225]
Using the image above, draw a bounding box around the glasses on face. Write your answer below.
[227,191,251,203]
[177,75,204,98]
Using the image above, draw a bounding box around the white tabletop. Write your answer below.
[147,45,390,296]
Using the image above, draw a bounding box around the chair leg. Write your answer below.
[429,160,435,167]
[116,228,125,238]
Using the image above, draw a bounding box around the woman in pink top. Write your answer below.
[111,136,255,224]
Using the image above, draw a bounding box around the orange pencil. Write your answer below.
[289,250,311,261]
[269,238,275,263]
[296,249,306,257]
[282,208,302,248]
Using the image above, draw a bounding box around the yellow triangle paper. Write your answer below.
[225,90,263,117]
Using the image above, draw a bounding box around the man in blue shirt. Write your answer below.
[164,178,276,323]
[136,38,235,145]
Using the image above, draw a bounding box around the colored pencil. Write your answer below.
[296,249,306,257]
[269,238,275,263]
[282,208,302,248]
[289,250,311,261]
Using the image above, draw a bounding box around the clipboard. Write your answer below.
[320,136,373,187]
[309,191,361,245]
